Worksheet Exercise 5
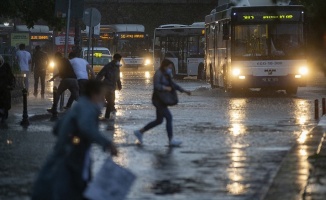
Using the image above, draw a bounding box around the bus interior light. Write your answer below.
[239,76,246,80]
[299,67,308,75]
[232,68,241,76]
[295,75,302,79]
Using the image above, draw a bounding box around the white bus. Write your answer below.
[98,24,152,70]
[205,0,307,94]
[153,23,205,79]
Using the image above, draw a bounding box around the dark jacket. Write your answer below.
[152,69,185,106]
[58,57,77,79]
[32,97,111,200]
[96,60,122,90]
[32,50,48,73]
[0,63,15,111]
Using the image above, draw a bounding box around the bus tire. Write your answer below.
[197,63,205,80]
[286,87,298,95]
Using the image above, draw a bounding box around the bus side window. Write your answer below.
[223,23,229,40]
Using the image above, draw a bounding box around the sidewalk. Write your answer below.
[7,92,60,125]
[264,117,326,200]
[0,95,56,200]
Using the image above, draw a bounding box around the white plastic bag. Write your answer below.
[84,158,136,200]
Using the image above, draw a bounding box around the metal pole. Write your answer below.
[315,99,319,120]
[51,86,59,121]
[21,88,30,127]
[91,26,94,69]
[74,18,81,57]
[64,0,72,58]
[86,9,93,62]
[323,98,326,116]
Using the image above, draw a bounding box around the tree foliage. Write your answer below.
[0,0,63,29]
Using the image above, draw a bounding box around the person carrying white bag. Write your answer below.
[32,80,118,200]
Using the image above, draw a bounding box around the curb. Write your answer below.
[261,116,326,200]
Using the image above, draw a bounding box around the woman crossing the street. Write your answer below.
[134,59,191,147]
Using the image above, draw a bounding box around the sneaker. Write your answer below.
[169,139,182,147]
[63,106,70,110]
[133,130,143,144]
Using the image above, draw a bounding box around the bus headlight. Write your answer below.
[299,66,308,75]
[49,61,55,68]
[232,68,241,76]
[144,58,151,66]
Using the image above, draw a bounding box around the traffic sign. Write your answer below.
[86,23,100,36]
[82,8,101,27]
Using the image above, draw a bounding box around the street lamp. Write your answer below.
[3,22,9,26]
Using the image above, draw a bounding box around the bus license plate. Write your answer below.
[262,77,279,82]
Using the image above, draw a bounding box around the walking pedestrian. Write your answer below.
[32,45,48,98]
[96,54,122,119]
[32,80,118,200]
[16,43,32,93]
[0,55,15,127]
[47,52,79,114]
[69,52,95,95]
[133,59,191,147]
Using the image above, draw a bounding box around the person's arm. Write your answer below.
[171,80,191,95]
[77,107,117,155]
[96,65,106,81]
[87,64,96,79]
[48,74,59,82]
[28,53,32,65]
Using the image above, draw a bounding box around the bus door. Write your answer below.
[187,35,204,76]
[178,36,187,74]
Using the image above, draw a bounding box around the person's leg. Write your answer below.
[66,79,79,108]
[112,89,116,111]
[50,80,67,112]
[40,72,46,97]
[134,106,164,144]
[34,72,39,96]
[141,106,164,133]
[162,107,173,141]
[104,90,114,118]
[78,79,87,96]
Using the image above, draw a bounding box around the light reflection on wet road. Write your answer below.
[89,71,318,199]
[1,71,323,199]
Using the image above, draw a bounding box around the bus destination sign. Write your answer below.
[236,11,302,22]
[119,34,145,39]
[31,35,50,40]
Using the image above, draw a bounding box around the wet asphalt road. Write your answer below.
[1,71,325,199]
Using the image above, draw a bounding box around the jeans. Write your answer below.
[21,71,29,92]
[34,71,46,95]
[52,78,79,111]
[78,79,88,96]
[104,89,115,118]
[143,104,173,140]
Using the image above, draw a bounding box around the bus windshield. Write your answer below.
[117,40,148,57]
[233,23,304,59]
